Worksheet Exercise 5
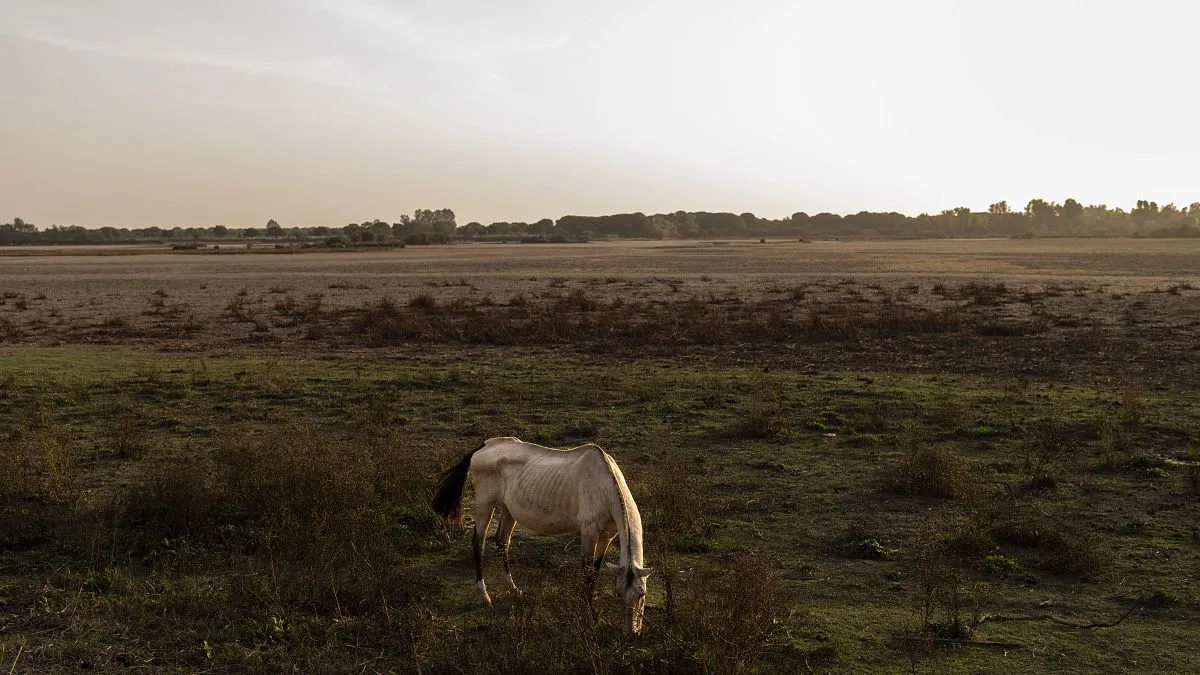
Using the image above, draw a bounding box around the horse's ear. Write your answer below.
[604,562,619,573]
[637,567,653,578]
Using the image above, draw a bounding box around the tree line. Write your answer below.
[4,199,1199,246]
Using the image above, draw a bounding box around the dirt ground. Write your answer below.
[2,237,1198,387]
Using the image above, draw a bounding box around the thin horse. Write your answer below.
[433,437,652,635]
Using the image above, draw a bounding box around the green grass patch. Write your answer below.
[1,346,1198,672]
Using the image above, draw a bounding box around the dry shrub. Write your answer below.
[1119,384,1146,425]
[123,456,217,539]
[671,553,825,673]
[214,423,420,614]
[452,553,829,674]
[457,560,610,674]
[408,292,438,311]
[730,398,784,439]
[988,515,1106,579]
[107,400,151,458]
[835,518,893,560]
[807,305,865,341]
[218,423,374,525]
[642,468,716,554]
[272,294,296,313]
[0,426,79,506]
[1023,418,1072,491]
[0,426,81,547]
[298,293,324,322]
[1026,526,1104,579]
[329,289,992,350]
[353,297,428,342]
[960,281,1009,306]
[880,422,974,499]
[0,315,22,341]
[909,518,972,638]
[808,302,965,341]
[558,289,601,312]
[876,303,965,335]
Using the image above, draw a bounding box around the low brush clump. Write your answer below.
[116,421,441,624]
[0,425,82,546]
[879,422,975,500]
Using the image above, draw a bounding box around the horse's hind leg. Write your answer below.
[473,503,496,607]
[493,504,520,596]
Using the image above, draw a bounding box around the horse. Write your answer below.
[432,437,652,635]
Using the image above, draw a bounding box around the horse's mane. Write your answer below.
[593,445,638,583]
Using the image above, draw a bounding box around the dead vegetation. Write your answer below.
[2,239,1199,672]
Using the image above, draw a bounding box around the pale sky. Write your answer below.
[1,1,1196,228]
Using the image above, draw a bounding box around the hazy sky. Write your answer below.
[1,1,1196,228]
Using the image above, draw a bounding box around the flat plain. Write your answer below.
[2,237,1198,673]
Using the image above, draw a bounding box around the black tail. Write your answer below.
[432,441,486,522]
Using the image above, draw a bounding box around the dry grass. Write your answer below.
[2,239,1199,672]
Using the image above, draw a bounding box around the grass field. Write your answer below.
[2,238,1199,673]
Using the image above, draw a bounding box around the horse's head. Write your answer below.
[605,562,652,635]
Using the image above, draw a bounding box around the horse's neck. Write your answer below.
[596,450,644,568]
[617,504,644,568]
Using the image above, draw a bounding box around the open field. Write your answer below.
[2,238,1199,672]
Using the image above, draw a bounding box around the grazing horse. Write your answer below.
[433,437,652,635]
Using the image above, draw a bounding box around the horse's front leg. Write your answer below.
[579,531,601,623]
[579,532,614,624]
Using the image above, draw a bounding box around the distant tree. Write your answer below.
[1131,200,1159,229]
[413,209,457,234]
[808,212,843,235]
[669,211,700,237]
[367,219,392,241]
[1024,199,1057,230]
[693,212,746,235]
[1060,198,1084,226]
[213,225,229,237]
[788,212,811,236]
[988,201,1011,215]
[266,219,283,237]
[459,221,485,239]
[952,206,972,230]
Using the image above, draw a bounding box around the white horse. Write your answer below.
[433,436,652,635]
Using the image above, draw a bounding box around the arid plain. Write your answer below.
[2,237,1198,673]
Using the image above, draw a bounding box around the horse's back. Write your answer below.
[471,437,600,474]
[471,437,612,534]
